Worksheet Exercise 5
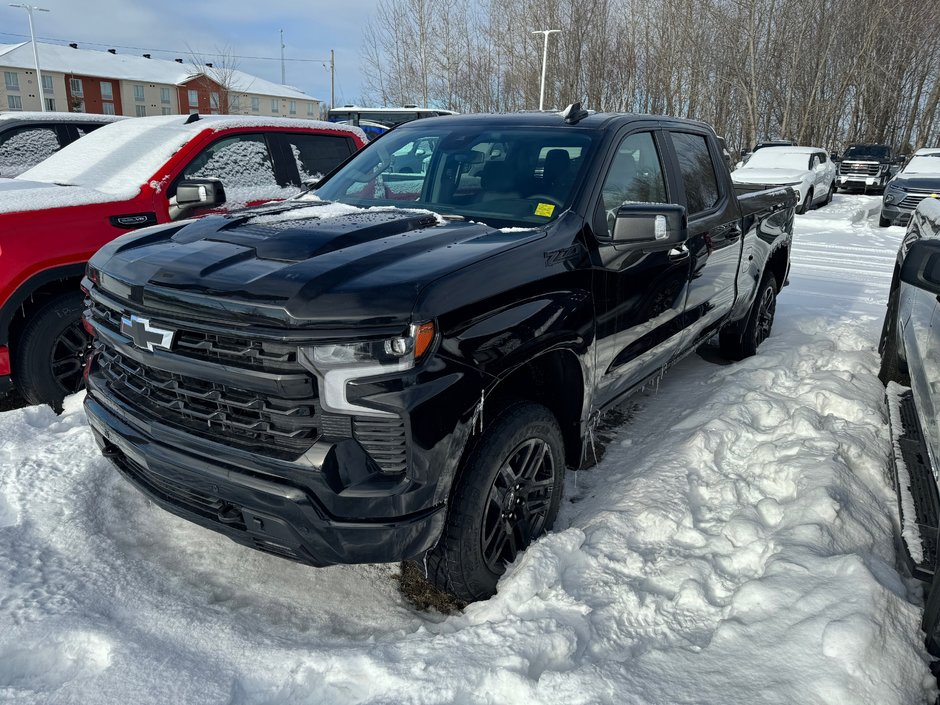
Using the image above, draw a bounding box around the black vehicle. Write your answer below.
[880,149,940,227]
[836,143,900,193]
[0,111,124,177]
[82,109,796,602]
[879,197,940,654]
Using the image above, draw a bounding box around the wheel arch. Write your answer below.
[1,264,86,349]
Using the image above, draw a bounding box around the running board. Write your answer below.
[887,383,940,581]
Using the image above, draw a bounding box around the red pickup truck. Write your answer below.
[0,113,365,407]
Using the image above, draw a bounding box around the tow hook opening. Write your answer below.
[217,503,242,524]
[101,443,123,459]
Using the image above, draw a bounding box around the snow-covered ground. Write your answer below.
[0,194,936,704]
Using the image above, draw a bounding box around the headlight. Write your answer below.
[299,322,436,416]
[884,185,904,204]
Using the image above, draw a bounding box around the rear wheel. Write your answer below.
[11,291,90,410]
[425,402,565,602]
[720,273,777,360]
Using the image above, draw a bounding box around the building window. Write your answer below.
[44,97,55,111]
[289,100,297,115]
[161,107,171,115]
[135,105,147,117]
[229,95,240,112]
[4,72,18,91]
[188,89,199,108]
[134,84,145,102]
[210,92,220,113]
[102,102,115,115]
[41,75,53,94]
[71,99,85,112]
[307,102,314,116]
[251,96,259,112]
[70,78,83,96]
[7,95,22,110]
[160,87,170,104]
[100,81,113,100]
[271,98,279,113]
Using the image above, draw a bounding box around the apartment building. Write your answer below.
[0,41,319,119]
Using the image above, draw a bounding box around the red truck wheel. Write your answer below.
[12,291,90,410]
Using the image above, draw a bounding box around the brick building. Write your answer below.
[0,41,319,119]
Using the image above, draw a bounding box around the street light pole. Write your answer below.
[9,3,50,112]
[531,29,560,111]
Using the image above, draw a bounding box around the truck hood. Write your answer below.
[731,168,807,184]
[0,177,121,215]
[91,200,545,329]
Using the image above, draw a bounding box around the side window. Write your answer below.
[669,132,720,216]
[811,155,820,169]
[0,127,61,176]
[599,131,667,236]
[283,133,356,183]
[180,134,277,192]
[818,152,827,164]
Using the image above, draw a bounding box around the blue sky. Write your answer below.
[0,0,372,105]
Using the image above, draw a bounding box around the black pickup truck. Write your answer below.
[82,109,796,601]
[837,143,900,193]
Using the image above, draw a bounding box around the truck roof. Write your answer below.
[403,110,716,132]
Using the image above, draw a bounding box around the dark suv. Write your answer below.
[0,111,124,177]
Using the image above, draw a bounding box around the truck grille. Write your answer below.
[899,193,936,210]
[95,343,319,458]
[88,299,298,373]
[839,161,879,177]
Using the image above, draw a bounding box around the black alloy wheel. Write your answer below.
[480,438,556,574]
[50,320,92,394]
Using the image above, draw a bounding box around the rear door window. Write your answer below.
[669,132,720,215]
[281,133,357,183]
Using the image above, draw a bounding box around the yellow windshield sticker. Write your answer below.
[535,203,556,217]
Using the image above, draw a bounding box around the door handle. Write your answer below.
[668,244,690,261]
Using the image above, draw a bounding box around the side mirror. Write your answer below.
[176,178,226,209]
[900,239,940,296]
[609,203,687,247]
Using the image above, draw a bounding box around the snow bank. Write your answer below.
[0,194,934,704]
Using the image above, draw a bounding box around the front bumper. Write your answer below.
[84,388,447,566]
[881,203,913,226]
[838,174,887,189]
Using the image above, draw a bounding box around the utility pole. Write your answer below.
[280,29,285,84]
[9,3,50,112]
[531,29,560,111]
[330,49,335,109]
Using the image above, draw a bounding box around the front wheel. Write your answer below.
[878,281,908,385]
[425,402,566,602]
[879,214,892,228]
[11,291,91,410]
[719,273,777,360]
[824,182,835,205]
[797,189,813,214]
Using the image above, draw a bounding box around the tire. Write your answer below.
[719,273,777,361]
[878,281,909,386]
[824,182,835,205]
[797,189,813,214]
[11,291,91,410]
[879,214,892,228]
[425,401,566,602]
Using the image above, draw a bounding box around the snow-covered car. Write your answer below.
[879,148,940,227]
[879,195,940,655]
[0,114,366,408]
[0,111,125,177]
[732,146,836,214]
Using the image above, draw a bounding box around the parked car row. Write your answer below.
[731,145,836,214]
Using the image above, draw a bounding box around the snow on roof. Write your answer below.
[0,110,126,124]
[0,42,316,101]
[757,145,823,154]
[914,148,940,156]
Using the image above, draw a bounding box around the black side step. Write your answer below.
[887,385,940,581]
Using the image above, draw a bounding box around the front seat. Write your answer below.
[539,149,572,198]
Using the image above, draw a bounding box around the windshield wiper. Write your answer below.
[440,214,465,221]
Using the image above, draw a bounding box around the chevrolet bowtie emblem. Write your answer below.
[120,314,175,352]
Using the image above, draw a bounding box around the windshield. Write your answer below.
[17,118,197,197]
[844,145,890,160]
[742,149,811,171]
[901,155,940,176]
[312,124,597,227]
